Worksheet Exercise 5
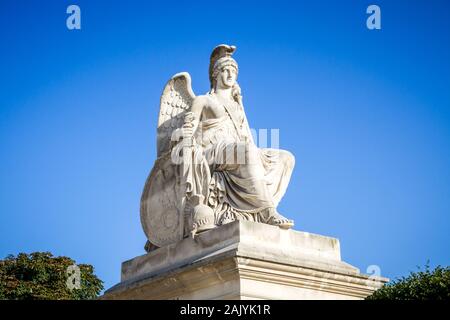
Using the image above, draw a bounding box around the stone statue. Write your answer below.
[141,45,295,251]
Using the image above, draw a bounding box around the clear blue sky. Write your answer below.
[1,0,449,292]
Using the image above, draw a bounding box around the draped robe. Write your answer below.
[189,94,295,225]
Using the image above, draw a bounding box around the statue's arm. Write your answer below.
[190,95,205,134]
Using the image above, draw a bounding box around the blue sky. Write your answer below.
[1,0,449,292]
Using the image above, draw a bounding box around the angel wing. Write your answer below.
[157,72,196,157]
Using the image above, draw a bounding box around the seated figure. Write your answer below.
[140,45,296,251]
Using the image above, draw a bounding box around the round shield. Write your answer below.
[140,156,184,248]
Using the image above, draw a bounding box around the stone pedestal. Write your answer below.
[102,221,387,300]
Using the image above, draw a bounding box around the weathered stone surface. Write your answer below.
[141,44,296,251]
[102,221,388,300]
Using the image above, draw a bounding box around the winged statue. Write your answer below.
[141,45,296,251]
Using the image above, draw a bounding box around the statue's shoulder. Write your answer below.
[193,93,214,106]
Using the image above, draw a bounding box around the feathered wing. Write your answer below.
[140,73,196,249]
[157,72,195,157]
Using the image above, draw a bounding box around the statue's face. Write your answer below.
[217,65,237,89]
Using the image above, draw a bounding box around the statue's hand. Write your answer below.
[171,111,196,142]
[181,111,195,140]
[180,124,194,139]
[171,125,194,142]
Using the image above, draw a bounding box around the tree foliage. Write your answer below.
[0,252,103,300]
[367,264,450,300]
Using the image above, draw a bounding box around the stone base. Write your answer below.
[102,221,388,300]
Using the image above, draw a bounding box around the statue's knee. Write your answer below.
[281,150,295,170]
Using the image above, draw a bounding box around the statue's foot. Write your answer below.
[266,209,294,229]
